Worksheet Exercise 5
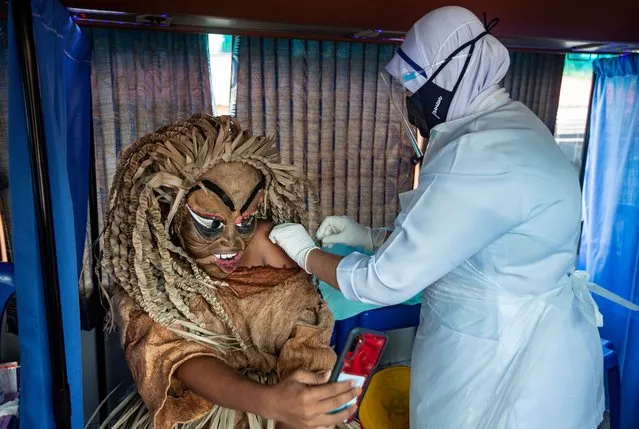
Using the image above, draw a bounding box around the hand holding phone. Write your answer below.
[266,369,358,428]
[328,328,388,421]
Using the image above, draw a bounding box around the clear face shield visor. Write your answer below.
[379,72,424,163]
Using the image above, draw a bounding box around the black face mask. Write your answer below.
[405,80,453,138]
[405,93,431,138]
[399,17,498,136]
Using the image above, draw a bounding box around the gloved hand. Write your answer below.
[316,216,386,251]
[268,223,319,273]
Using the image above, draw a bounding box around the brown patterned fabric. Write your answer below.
[223,266,299,298]
[113,268,336,429]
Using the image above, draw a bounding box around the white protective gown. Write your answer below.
[336,88,605,429]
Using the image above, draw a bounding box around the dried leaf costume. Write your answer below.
[100,114,353,429]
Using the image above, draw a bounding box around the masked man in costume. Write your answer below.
[100,114,359,429]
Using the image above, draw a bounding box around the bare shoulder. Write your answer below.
[253,220,297,268]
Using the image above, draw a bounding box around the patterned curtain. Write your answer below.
[0,22,11,261]
[80,28,213,327]
[503,51,566,132]
[90,28,213,223]
[235,37,415,230]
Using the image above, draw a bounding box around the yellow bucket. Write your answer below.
[359,366,410,429]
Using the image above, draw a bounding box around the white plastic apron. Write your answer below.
[394,190,639,429]
[413,263,639,428]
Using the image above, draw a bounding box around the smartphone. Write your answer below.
[328,328,388,421]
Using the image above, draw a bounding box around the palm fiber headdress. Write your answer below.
[101,113,318,350]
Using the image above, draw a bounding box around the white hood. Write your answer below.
[386,6,511,122]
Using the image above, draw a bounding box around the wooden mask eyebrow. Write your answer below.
[240,176,266,214]
[201,179,235,212]
[189,174,265,214]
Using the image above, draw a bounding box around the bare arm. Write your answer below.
[306,249,343,291]
[114,285,355,427]
[241,220,297,269]
[176,356,359,427]
[176,356,271,416]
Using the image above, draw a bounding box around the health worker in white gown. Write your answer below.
[269,6,605,429]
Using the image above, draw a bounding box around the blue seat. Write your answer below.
[331,303,421,355]
[0,263,15,320]
[601,338,613,350]
[0,263,16,359]
[601,340,620,429]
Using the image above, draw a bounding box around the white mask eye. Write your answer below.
[187,205,222,230]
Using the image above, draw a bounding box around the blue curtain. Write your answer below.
[579,54,639,429]
[8,0,91,427]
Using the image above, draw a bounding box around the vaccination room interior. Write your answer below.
[0,0,637,428]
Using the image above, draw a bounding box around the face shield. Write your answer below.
[385,50,438,141]
[385,13,501,144]
[379,72,424,163]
